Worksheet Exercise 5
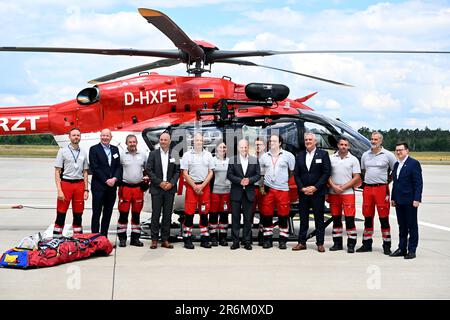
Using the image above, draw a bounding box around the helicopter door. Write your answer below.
[302,121,338,154]
[240,118,301,203]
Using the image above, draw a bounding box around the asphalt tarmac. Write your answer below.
[0,158,449,300]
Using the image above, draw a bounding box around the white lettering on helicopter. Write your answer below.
[0,116,40,132]
[124,89,177,106]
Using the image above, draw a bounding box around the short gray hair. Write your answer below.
[371,131,383,142]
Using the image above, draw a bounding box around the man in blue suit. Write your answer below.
[89,129,122,237]
[390,142,423,259]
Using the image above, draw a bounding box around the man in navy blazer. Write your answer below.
[89,129,122,237]
[227,139,260,250]
[293,132,331,252]
[390,142,423,259]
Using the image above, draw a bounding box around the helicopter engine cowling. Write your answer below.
[76,87,100,105]
[245,83,290,101]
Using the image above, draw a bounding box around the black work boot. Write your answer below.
[347,238,357,253]
[219,233,228,247]
[279,238,287,250]
[184,237,195,249]
[210,233,218,247]
[119,239,127,247]
[329,237,343,251]
[257,231,264,246]
[382,242,392,255]
[356,239,373,253]
[200,236,212,248]
[130,234,144,247]
[262,236,273,249]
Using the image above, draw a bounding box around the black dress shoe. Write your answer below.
[244,244,252,250]
[279,242,287,250]
[119,239,127,247]
[390,248,407,257]
[230,242,240,250]
[404,252,416,259]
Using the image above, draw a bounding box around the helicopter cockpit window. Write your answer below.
[144,128,166,150]
[171,125,223,156]
[241,121,299,155]
[304,121,337,151]
[326,118,371,158]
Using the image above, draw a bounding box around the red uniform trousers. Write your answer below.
[259,188,291,239]
[209,193,230,237]
[328,194,357,243]
[117,184,144,240]
[54,180,85,236]
[183,183,211,238]
[362,184,391,244]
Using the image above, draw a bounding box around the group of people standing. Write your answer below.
[53,128,423,259]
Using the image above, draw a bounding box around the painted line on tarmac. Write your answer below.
[390,215,450,232]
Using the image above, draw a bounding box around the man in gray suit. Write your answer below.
[146,132,180,249]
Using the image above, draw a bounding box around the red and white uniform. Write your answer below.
[54,145,89,236]
[259,149,295,239]
[361,147,396,244]
[117,150,147,240]
[328,151,361,242]
[180,149,215,237]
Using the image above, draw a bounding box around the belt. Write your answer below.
[122,182,141,188]
[365,183,387,187]
[61,178,83,183]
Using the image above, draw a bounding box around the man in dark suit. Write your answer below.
[146,132,180,249]
[227,139,260,250]
[390,142,423,259]
[293,132,331,252]
[89,128,122,237]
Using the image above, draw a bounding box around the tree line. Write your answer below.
[0,128,449,151]
[358,127,450,151]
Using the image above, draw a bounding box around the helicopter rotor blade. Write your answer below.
[216,58,353,87]
[212,49,450,60]
[0,46,181,59]
[88,58,181,84]
[138,8,205,61]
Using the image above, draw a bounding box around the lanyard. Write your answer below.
[68,146,80,164]
[271,152,280,169]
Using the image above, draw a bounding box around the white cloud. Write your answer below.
[1,0,450,132]
[361,91,401,111]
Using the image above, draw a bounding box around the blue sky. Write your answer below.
[1,0,449,130]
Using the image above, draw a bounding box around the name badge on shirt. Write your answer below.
[316,159,322,164]
[169,158,175,163]
[113,153,119,159]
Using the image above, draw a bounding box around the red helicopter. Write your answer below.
[2,8,449,154]
[1,8,448,239]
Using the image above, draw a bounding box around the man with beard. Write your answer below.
[53,128,89,236]
[328,137,361,253]
[117,134,149,247]
[357,131,396,255]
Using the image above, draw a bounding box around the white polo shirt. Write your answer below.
[329,151,361,195]
[361,147,396,184]
[260,148,295,191]
[120,150,148,184]
[180,149,215,183]
[212,156,231,194]
[55,145,89,180]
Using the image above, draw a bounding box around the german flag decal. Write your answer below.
[199,88,214,98]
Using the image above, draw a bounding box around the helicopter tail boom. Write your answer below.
[0,105,51,135]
